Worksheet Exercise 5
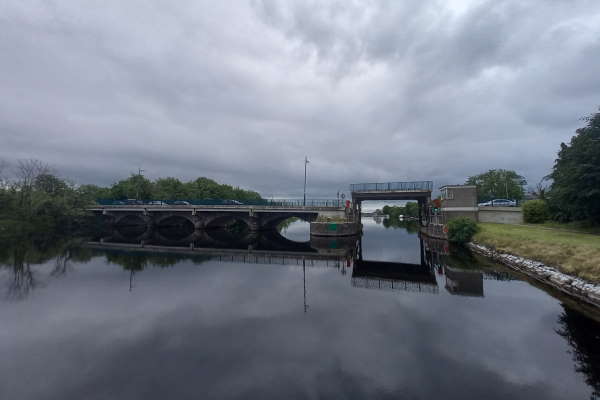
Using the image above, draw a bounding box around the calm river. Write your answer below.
[1,218,599,399]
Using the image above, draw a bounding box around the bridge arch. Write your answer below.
[154,214,196,228]
[259,212,318,230]
[112,225,151,242]
[113,214,149,226]
[203,213,254,230]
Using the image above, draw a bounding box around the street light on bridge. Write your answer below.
[303,156,310,207]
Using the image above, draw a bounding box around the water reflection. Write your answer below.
[557,305,600,399]
[1,221,600,399]
[0,224,560,302]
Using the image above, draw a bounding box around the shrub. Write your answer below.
[447,217,479,244]
[523,199,549,223]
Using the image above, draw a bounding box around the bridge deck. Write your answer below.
[350,181,432,202]
[88,204,344,213]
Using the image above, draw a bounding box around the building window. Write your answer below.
[441,188,454,200]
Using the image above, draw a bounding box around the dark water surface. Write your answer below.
[1,218,599,400]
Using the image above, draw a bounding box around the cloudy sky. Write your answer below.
[1,0,599,197]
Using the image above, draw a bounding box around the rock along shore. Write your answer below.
[468,242,600,308]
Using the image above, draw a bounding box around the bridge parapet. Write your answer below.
[88,202,348,232]
[350,181,433,193]
[96,198,343,208]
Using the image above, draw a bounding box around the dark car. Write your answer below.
[222,199,243,205]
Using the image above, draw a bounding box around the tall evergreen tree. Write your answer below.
[547,110,600,223]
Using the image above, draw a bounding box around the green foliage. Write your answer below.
[547,110,600,224]
[523,199,549,223]
[404,202,419,217]
[153,177,188,199]
[110,174,154,200]
[77,184,112,203]
[0,159,263,237]
[380,202,419,220]
[466,169,527,202]
[105,175,262,202]
[447,217,479,244]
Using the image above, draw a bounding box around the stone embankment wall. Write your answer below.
[468,242,600,308]
[478,207,523,224]
[310,221,359,237]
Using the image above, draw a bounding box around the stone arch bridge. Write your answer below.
[89,204,348,231]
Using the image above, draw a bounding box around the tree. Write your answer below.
[153,177,187,200]
[34,173,68,197]
[523,200,549,223]
[547,110,600,223]
[0,159,8,188]
[110,174,154,200]
[78,184,112,203]
[466,169,527,202]
[14,159,50,212]
[447,217,479,244]
[404,202,419,217]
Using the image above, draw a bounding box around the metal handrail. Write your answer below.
[95,198,343,208]
[350,181,433,192]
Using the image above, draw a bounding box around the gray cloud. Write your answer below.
[1,0,599,197]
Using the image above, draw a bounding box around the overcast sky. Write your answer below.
[1,1,599,197]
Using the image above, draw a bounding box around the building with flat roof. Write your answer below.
[439,184,478,221]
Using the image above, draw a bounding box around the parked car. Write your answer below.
[478,199,517,207]
[148,200,167,206]
[172,200,190,205]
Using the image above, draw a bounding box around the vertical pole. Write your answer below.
[303,156,309,206]
[303,258,308,313]
[137,167,145,201]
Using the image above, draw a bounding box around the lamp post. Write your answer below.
[136,167,145,200]
[303,156,309,206]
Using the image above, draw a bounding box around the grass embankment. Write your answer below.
[474,223,600,283]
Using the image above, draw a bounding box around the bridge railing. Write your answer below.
[350,181,433,192]
[95,198,343,208]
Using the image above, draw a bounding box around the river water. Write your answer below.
[1,218,599,399]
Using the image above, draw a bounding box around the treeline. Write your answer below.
[0,159,262,232]
[0,160,91,232]
[466,169,526,203]
[381,203,419,220]
[464,108,600,225]
[79,174,262,202]
[545,110,600,224]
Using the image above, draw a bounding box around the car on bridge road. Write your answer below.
[148,201,168,206]
[172,200,191,205]
[222,199,243,205]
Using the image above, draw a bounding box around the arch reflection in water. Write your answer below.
[93,226,488,298]
[4,223,600,399]
[91,226,357,268]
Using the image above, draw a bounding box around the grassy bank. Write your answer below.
[474,223,600,283]
[535,221,600,235]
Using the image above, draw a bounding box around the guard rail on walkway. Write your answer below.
[350,181,433,192]
[95,198,343,208]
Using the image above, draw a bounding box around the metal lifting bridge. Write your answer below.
[349,181,433,224]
